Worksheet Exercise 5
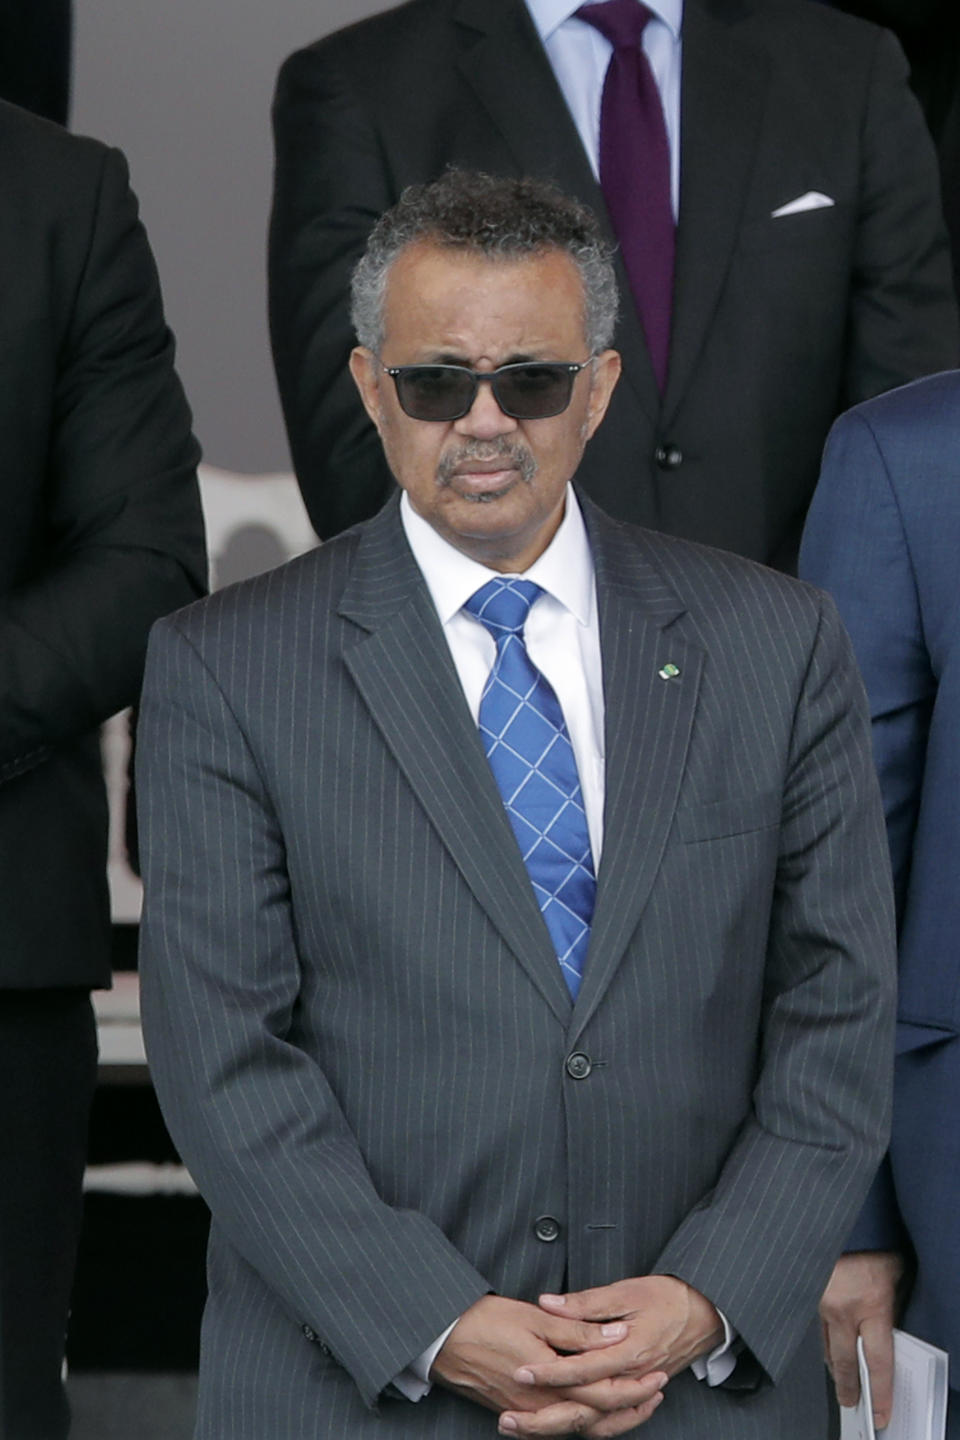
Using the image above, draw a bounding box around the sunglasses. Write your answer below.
[382,359,593,422]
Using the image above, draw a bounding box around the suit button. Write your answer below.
[301,1324,317,1342]
[534,1215,562,1243]
[655,443,683,470]
[565,1052,592,1080]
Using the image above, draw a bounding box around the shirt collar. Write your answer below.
[400,485,595,628]
[525,0,683,42]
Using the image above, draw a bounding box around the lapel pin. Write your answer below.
[658,663,681,681]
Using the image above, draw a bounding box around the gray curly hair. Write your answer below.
[350,170,619,355]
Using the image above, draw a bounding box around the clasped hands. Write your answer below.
[431,1276,723,1437]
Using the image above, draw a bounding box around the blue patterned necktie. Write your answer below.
[464,577,596,999]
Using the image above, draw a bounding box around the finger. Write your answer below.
[860,1318,896,1429]
[580,1392,666,1438]
[516,1342,667,1390]
[562,1373,667,1413]
[827,1325,862,1411]
[500,1392,664,1436]
[500,1376,667,1434]
[537,1313,628,1354]
[499,1401,604,1436]
[539,1284,631,1323]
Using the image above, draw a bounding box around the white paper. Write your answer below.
[839,1331,948,1440]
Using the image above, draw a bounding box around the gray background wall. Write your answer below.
[72,0,393,479]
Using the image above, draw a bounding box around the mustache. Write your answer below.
[437,437,538,487]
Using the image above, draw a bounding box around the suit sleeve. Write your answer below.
[843,28,958,408]
[653,592,898,1383]
[800,407,933,1252]
[0,144,205,783]
[269,46,396,541]
[137,617,490,1409]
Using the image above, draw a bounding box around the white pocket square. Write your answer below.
[771,191,835,219]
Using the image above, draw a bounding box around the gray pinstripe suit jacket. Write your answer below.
[138,493,896,1438]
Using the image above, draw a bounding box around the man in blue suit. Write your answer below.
[800,370,960,1437]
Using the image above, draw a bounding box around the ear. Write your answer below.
[583,349,622,440]
[349,346,386,434]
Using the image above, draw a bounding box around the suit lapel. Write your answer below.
[339,500,572,1023]
[570,502,704,1040]
[662,0,767,422]
[452,0,597,202]
[451,0,661,417]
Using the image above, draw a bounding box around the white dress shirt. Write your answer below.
[401,486,606,863]
[524,0,683,219]
[391,487,735,1397]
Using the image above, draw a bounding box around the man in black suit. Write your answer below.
[269,0,957,569]
[0,100,205,1438]
[142,170,896,1439]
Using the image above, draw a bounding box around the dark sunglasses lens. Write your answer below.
[393,363,580,420]
[395,367,474,420]
[496,365,576,418]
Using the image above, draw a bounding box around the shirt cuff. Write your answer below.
[690,1308,738,1386]
[391,1319,460,1402]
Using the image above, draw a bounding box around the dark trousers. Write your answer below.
[0,990,97,1440]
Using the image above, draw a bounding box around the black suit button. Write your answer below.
[565,1052,592,1080]
[655,443,683,470]
[534,1215,562,1243]
[301,1324,317,1342]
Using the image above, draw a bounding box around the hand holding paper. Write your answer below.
[838,1331,948,1440]
[821,1251,904,1426]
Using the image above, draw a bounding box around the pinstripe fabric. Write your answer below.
[138,493,896,1438]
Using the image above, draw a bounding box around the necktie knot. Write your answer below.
[577,0,652,51]
[464,577,543,640]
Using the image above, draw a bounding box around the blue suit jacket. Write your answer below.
[801,370,960,1377]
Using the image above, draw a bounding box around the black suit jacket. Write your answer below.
[0,0,71,124]
[0,101,206,989]
[139,493,897,1436]
[270,0,958,568]
[821,0,960,140]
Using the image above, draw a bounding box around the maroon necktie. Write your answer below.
[576,0,675,391]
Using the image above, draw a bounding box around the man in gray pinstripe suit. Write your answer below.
[139,173,897,1438]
